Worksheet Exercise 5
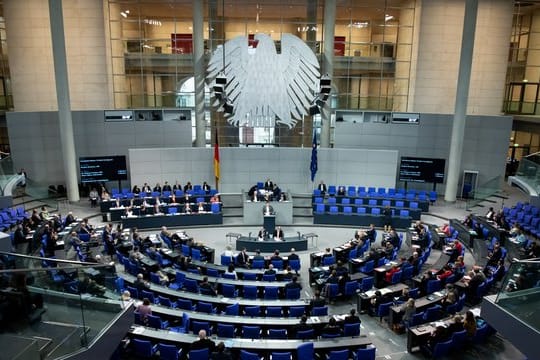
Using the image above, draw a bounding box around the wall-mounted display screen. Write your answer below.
[80,156,127,183]
[399,156,446,183]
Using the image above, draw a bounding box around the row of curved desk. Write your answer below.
[120,213,223,229]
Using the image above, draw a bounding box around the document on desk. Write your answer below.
[311,317,320,323]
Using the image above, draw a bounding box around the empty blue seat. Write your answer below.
[357,207,367,214]
[371,207,381,215]
[343,206,353,215]
[329,206,338,214]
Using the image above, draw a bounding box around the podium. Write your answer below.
[263,214,275,235]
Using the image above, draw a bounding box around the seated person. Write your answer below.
[369,290,388,316]
[436,264,454,282]
[309,290,326,310]
[202,181,211,193]
[199,276,218,296]
[257,228,266,241]
[486,242,503,267]
[288,248,299,261]
[337,186,346,196]
[191,329,216,352]
[284,276,302,292]
[485,207,495,221]
[197,202,206,213]
[264,264,277,275]
[344,308,361,324]
[224,264,237,280]
[321,317,342,336]
[272,184,282,201]
[183,202,192,214]
[317,181,327,195]
[293,315,312,337]
[236,248,248,268]
[366,224,377,243]
[153,183,162,193]
[273,226,284,240]
[426,326,449,350]
[447,240,463,263]
[270,250,282,262]
[385,264,401,283]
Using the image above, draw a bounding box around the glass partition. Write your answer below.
[0,252,125,359]
[495,259,540,332]
[514,157,540,194]
[466,175,503,211]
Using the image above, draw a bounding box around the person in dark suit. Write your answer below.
[272,184,282,201]
[153,183,162,193]
[183,182,193,192]
[202,181,211,193]
[288,248,299,261]
[264,178,273,191]
[317,181,327,195]
[263,202,274,215]
[344,308,361,324]
[270,250,282,261]
[284,276,302,291]
[293,315,312,337]
[366,223,377,243]
[236,248,249,268]
[191,329,216,352]
[257,228,266,241]
[161,181,171,192]
[337,186,346,196]
[264,264,277,275]
[309,290,326,310]
[322,318,342,336]
[253,250,264,261]
[211,342,232,360]
[273,226,284,240]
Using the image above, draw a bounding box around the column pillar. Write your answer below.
[193,0,206,147]
[48,0,79,202]
[320,0,335,148]
[444,0,478,202]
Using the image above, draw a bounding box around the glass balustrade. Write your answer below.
[0,251,125,359]
[494,259,540,332]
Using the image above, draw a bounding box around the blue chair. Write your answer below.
[181,244,190,256]
[357,207,367,214]
[361,276,374,292]
[268,329,288,339]
[188,349,209,360]
[191,248,204,261]
[150,271,163,285]
[311,306,328,316]
[244,305,261,317]
[271,351,291,360]
[211,203,221,213]
[286,287,301,300]
[176,298,195,311]
[376,302,393,321]
[355,345,376,360]
[243,285,258,299]
[408,287,419,299]
[422,339,452,358]
[371,207,381,215]
[326,283,340,301]
[329,206,339,214]
[132,338,157,358]
[217,323,235,338]
[206,268,220,278]
[288,306,305,318]
[315,204,325,213]
[197,301,216,314]
[224,302,239,316]
[158,295,177,308]
[141,290,156,304]
[451,329,467,350]
[408,311,425,328]
[243,272,258,280]
[343,322,360,337]
[296,329,315,340]
[266,306,283,317]
[426,279,441,294]
[343,206,353,215]
[221,283,238,298]
[169,271,186,290]
[114,277,124,293]
[147,314,169,329]
[242,325,261,339]
[252,259,265,269]
[184,278,199,293]
[422,304,442,322]
[399,209,409,217]
[327,349,349,360]
[192,320,211,336]
[289,259,301,272]
[126,286,139,300]
[297,342,314,358]
[328,196,337,205]
[221,254,233,266]
[359,260,375,274]
[263,274,276,282]
[158,343,182,360]
[264,286,279,300]
[322,255,336,266]
[240,350,261,360]
[314,197,323,204]
[368,199,377,206]
[168,207,177,215]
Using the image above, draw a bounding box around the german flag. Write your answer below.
[214,129,220,183]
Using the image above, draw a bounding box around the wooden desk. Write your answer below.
[357,283,408,311]
[389,290,446,325]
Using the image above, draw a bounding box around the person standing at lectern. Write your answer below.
[273,226,284,241]
[263,201,274,215]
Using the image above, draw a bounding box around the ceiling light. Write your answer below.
[120,10,130,18]
[385,14,394,22]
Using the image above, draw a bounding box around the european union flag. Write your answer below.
[310,132,318,182]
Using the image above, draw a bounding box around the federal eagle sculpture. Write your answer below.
[207,33,320,129]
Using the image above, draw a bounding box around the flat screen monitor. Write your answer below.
[80,155,128,183]
[399,157,446,183]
